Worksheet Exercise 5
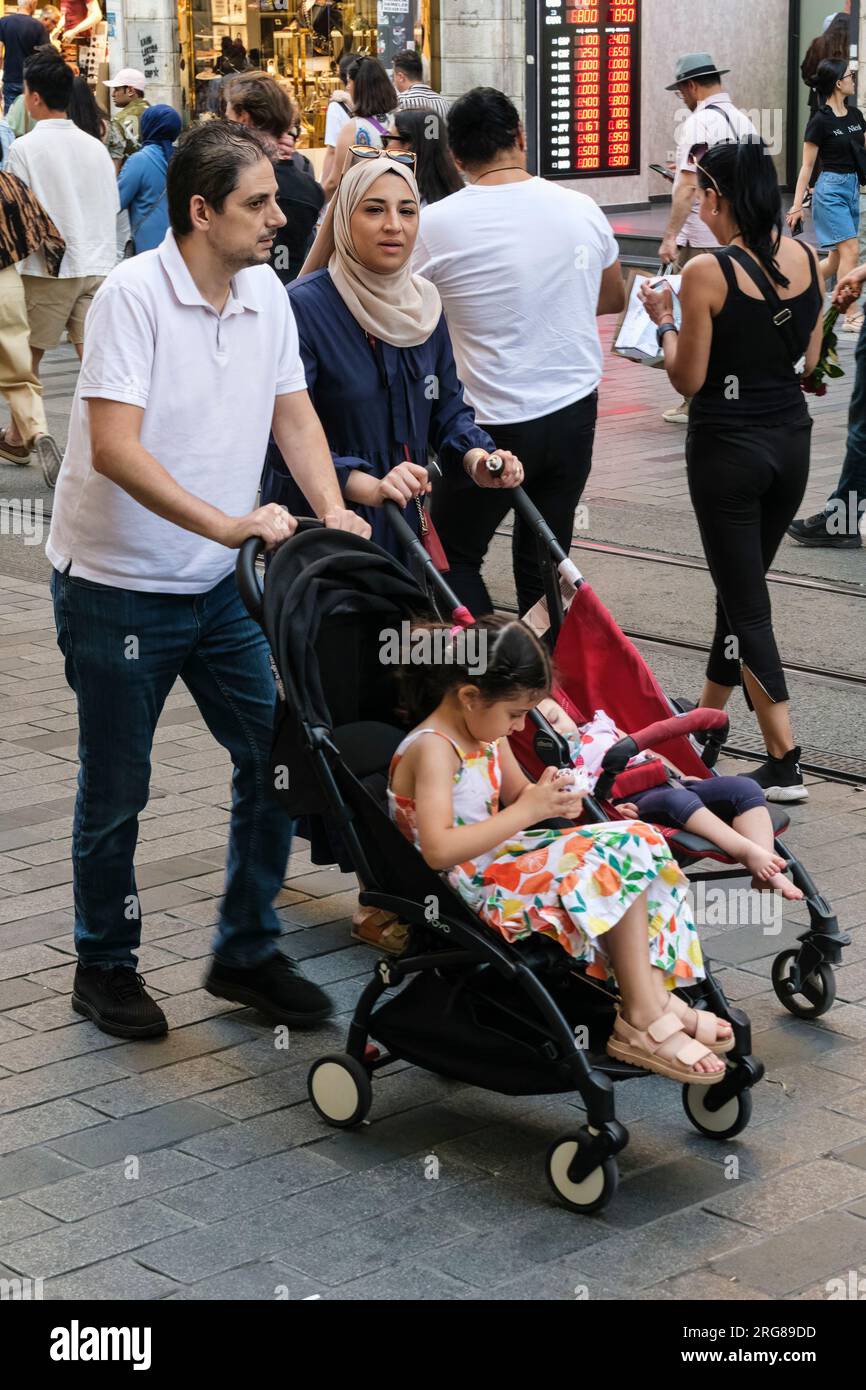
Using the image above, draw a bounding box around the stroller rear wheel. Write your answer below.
[546,1134,619,1214]
[682,1081,752,1139]
[308,1054,373,1128]
[771,949,836,1019]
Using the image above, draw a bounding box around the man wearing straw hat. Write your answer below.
[657,53,757,424]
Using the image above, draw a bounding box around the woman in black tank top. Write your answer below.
[640,139,824,803]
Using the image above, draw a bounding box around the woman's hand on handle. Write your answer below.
[374,462,430,506]
[464,448,524,490]
[220,504,298,551]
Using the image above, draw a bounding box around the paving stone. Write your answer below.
[135,1198,335,1282]
[321,1262,472,1301]
[158,990,244,1030]
[0,944,68,982]
[712,968,775,1001]
[3,996,83,1032]
[0,1197,58,1242]
[177,1103,328,1168]
[158,1147,348,1222]
[23,1148,216,1222]
[137,882,211,914]
[703,1157,866,1231]
[813,1003,866,1041]
[43,1255,179,1301]
[814,1038,866,1079]
[0,1015,30,1043]
[0,1198,195,1279]
[300,946,374,986]
[167,1261,329,1301]
[829,1090,866,1123]
[705,922,811,968]
[562,1211,761,1291]
[0,1054,128,1115]
[834,960,866,1003]
[79,1055,245,1118]
[711,1210,866,1297]
[212,1024,347,1076]
[645,1270,771,1300]
[132,959,212,997]
[46,1100,230,1167]
[0,1146,83,1199]
[283,869,357,899]
[105,1018,260,1074]
[277,1202,474,1287]
[278,896,358,932]
[466,1258,630,1301]
[0,1099,105,1156]
[306,1104,489,1176]
[291,1152,484,1228]
[1,1022,127,1073]
[198,1063,312,1119]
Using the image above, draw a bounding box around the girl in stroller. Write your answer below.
[388,616,734,1085]
[537,699,804,903]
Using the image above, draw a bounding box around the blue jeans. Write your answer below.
[827,316,866,531]
[51,568,293,970]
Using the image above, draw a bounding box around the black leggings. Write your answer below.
[430,391,598,617]
[686,418,811,703]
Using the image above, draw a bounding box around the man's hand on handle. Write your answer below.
[464,448,524,489]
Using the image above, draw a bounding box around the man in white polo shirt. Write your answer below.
[47,121,369,1040]
[414,87,624,618]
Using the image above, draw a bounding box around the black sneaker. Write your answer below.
[72,964,168,1038]
[742,746,809,804]
[787,512,862,548]
[204,952,333,1028]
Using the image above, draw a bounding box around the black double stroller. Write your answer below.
[233,493,816,1216]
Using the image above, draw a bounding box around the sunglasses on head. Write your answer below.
[349,144,416,171]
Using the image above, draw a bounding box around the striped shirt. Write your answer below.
[398,83,450,122]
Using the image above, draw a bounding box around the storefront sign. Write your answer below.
[537,0,641,179]
[378,0,415,68]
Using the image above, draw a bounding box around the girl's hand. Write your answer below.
[638,279,674,325]
[374,462,430,506]
[517,767,585,825]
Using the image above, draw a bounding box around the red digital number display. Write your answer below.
[541,0,639,178]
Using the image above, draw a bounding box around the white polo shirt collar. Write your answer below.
[157,228,261,317]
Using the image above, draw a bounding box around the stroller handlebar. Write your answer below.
[235,517,325,626]
[594,708,730,801]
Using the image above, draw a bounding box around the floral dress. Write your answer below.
[388,728,705,987]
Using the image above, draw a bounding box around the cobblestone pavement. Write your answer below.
[0,331,865,1302]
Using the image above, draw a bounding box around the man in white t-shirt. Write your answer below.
[47,122,369,1041]
[658,53,757,422]
[3,46,118,481]
[414,88,624,617]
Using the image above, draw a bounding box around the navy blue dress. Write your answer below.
[261,269,494,555]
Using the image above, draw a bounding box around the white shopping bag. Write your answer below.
[612,267,682,368]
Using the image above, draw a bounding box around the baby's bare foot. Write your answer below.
[743,845,786,880]
[752,871,803,901]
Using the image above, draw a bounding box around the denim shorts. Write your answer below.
[813,170,861,248]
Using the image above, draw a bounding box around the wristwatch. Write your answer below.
[656,321,678,348]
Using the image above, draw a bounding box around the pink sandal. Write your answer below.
[664,993,735,1055]
[606,1008,726,1085]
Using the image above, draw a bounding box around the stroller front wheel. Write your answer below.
[308,1054,373,1128]
[682,1081,752,1139]
[546,1135,619,1214]
[771,949,836,1019]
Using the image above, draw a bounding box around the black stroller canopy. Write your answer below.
[263,527,432,733]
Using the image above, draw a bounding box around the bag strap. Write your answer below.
[130,188,167,241]
[367,116,389,136]
[703,102,739,137]
[716,244,803,364]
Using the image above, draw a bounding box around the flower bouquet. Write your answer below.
[801,306,844,396]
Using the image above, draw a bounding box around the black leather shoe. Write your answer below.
[787,512,862,548]
[72,965,168,1038]
[204,952,333,1028]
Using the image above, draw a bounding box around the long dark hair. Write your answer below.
[348,56,397,119]
[810,56,849,101]
[392,107,462,203]
[68,75,107,140]
[398,616,551,724]
[802,13,850,82]
[697,138,789,288]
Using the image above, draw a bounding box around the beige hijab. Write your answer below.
[299,154,441,348]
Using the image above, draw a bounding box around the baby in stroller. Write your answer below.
[537,698,803,903]
[388,615,736,1085]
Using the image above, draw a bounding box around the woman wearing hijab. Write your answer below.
[261,149,523,558]
[262,150,524,952]
[117,105,182,255]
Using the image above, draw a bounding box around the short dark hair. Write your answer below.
[23,46,73,112]
[167,122,272,236]
[392,49,423,83]
[446,87,520,167]
[347,56,397,119]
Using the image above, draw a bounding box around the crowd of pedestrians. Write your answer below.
[0,30,863,1032]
